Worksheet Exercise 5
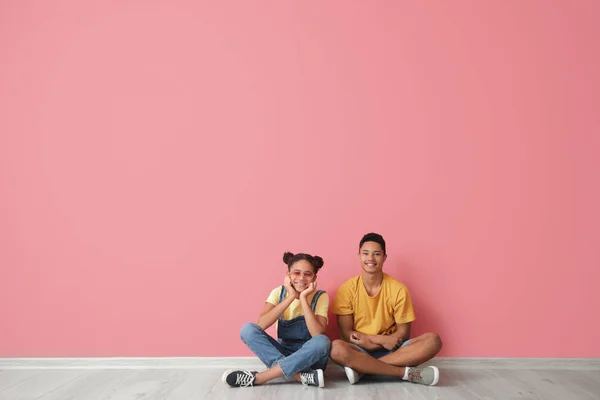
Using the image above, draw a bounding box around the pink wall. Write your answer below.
[1,1,599,358]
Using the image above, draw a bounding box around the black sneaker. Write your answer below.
[222,369,258,387]
[300,369,324,387]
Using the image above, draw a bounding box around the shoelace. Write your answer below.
[301,372,315,386]
[408,368,423,383]
[235,371,255,387]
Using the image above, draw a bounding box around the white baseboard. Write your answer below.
[420,357,600,370]
[0,357,261,370]
[0,357,598,370]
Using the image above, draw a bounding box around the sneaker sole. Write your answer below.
[428,366,440,386]
[344,366,363,384]
[316,369,325,388]
[221,369,235,384]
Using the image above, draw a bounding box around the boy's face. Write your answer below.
[359,241,386,274]
[288,259,316,292]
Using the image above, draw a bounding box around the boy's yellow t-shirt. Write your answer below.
[332,273,415,335]
[266,286,329,322]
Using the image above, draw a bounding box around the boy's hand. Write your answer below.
[350,331,381,351]
[380,335,402,351]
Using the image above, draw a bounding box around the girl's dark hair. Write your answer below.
[282,252,324,274]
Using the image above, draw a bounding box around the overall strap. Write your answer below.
[278,286,287,322]
[310,290,325,311]
[279,285,287,303]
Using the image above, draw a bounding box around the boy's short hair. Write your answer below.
[359,232,386,255]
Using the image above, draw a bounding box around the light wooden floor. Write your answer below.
[1,365,599,400]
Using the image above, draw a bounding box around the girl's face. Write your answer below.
[288,260,316,292]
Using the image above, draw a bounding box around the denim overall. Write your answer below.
[277,286,325,348]
[239,286,331,378]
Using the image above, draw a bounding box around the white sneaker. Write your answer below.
[344,366,364,384]
[405,366,440,386]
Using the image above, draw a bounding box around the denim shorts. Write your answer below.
[351,338,411,359]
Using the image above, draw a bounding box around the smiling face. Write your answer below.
[288,259,316,292]
[359,241,387,274]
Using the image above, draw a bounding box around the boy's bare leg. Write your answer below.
[378,332,442,367]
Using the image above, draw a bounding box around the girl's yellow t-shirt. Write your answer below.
[266,287,329,322]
